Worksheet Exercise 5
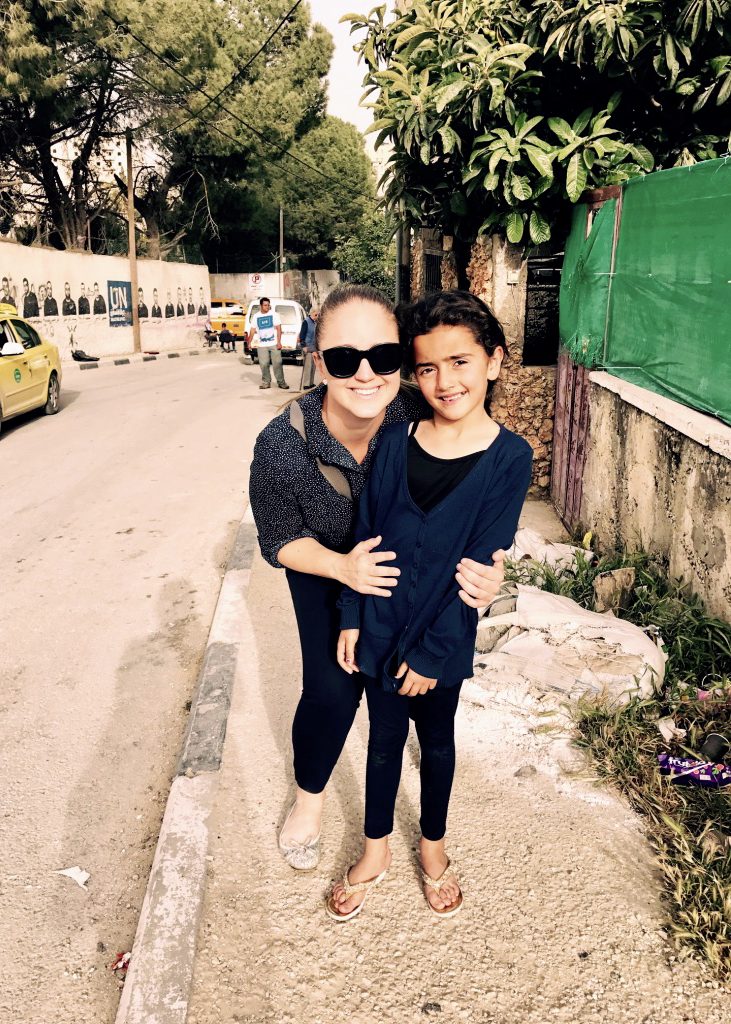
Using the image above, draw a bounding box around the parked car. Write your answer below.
[246,298,306,364]
[210,299,247,344]
[0,303,62,436]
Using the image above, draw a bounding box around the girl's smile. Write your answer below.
[413,324,503,424]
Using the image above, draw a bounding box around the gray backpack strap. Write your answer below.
[289,402,352,501]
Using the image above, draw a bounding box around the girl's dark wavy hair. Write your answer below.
[396,289,507,370]
[315,284,396,349]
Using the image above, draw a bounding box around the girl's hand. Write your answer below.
[456,549,505,610]
[337,629,360,674]
[395,662,437,696]
[337,537,400,596]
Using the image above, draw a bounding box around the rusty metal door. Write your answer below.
[551,348,591,530]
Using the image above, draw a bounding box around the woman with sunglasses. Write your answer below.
[249,285,506,869]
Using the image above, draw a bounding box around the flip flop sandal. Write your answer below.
[422,859,464,919]
[325,867,389,923]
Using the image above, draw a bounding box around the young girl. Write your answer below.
[329,290,533,922]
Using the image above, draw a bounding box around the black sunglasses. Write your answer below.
[320,343,402,379]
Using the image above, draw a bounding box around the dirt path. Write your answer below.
[187,545,729,1024]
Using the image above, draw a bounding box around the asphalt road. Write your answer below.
[0,350,298,1024]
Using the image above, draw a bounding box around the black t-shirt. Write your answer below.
[407,431,484,514]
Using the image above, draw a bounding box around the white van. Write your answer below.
[246,298,306,364]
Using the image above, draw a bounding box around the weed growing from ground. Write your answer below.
[507,551,731,982]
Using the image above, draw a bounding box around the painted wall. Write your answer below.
[209,269,340,309]
[0,239,211,360]
[581,373,731,622]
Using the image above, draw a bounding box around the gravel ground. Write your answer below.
[187,545,730,1024]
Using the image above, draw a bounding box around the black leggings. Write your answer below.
[286,570,364,793]
[364,675,462,842]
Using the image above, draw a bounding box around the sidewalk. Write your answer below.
[179,497,726,1024]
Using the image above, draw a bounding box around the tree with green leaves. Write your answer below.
[0,0,335,255]
[345,0,731,245]
[0,0,228,250]
[331,208,396,297]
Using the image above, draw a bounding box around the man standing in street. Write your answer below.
[251,297,288,390]
[297,305,318,390]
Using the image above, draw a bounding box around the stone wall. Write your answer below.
[582,373,731,622]
[467,235,556,492]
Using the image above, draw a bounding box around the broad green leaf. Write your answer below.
[572,107,593,135]
[483,171,500,191]
[630,144,654,170]
[434,79,468,114]
[566,152,588,201]
[548,117,573,142]
[450,192,468,215]
[529,210,551,245]
[439,125,459,154]
[607,91,622,114]
[420,141,431,164]
[394,26,434,51]
[506,211,524,243]
[524,145,553,177]
[511,174,532,201]
[532,175,554,198]
[717,72,731,105]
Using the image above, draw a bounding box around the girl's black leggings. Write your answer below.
[364,674,462,842]
[286,569,364,794]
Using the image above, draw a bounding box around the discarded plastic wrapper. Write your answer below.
[55,866,90,889]
[110,951,131,974]
[506,527,594,570]
[657,752,731,788]
[476,584,666,703]
[656,717,687,743]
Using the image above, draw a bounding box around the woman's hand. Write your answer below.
[335,536,400,596]
[455,549,506,610]
[337,629,360,674]
[395,662,437,696]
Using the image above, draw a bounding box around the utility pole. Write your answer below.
[126,128,141,354]
[395,223,403,305]
[279,205,285,284]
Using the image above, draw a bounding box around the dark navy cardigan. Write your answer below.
[338,421,533,689]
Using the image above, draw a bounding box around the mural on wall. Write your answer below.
[0,272,208,329]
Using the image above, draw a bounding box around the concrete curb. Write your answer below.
[63,348,205,371]
[115,506,257,1024]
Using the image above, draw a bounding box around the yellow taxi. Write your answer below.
[0,303,62,436]
[209,298,248,343]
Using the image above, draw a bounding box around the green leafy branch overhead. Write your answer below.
[344,0,731,245]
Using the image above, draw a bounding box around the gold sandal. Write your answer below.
[422,858,464,918]
[325,866,388,923]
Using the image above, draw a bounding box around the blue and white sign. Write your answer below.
[108,280,133,327]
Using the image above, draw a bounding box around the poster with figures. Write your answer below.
[0,240,212,359]
[108,281,132,327]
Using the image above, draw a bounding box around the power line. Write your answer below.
[103,10,369,202]
[168,0,305,137]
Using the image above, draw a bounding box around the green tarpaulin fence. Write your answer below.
[559,157,731,426]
